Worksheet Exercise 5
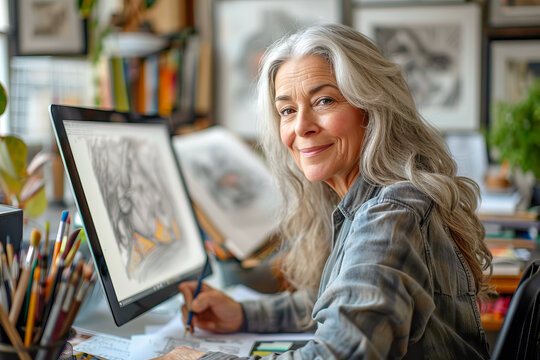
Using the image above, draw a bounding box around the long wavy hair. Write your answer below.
[257,24,492,298]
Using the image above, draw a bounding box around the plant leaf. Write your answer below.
[0,82,6,116]
[0,136,27,178]
[21,186,47,218]
[0,170,22,196]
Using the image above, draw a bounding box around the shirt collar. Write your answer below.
[337,176,380,220]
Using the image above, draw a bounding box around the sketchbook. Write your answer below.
[173,126,282,260]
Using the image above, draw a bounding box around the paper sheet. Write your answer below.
[73,333,131,360]
[130,333,255,359]
[74,285,314,359]
[129,313,314,359]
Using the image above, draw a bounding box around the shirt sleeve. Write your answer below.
[202,200,436,360]
[240,289,317,333]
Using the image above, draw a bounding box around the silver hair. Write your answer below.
[257,24,492,297]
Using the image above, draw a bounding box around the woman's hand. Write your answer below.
[179,282,243,333]
[151,346,205,360]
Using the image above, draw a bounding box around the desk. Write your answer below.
[73,282,183,339]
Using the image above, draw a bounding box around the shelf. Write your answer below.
[480,274,521,331]
[489,274,521,293]
[481,314,505,332]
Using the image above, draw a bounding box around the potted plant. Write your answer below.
[0,82,49,217]
[488,79,540,207]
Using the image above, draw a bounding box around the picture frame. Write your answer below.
[488,38,540,117]
[353,3,481,131]
[212,0,343,139]
[489,0,540,27]
[173,126,282,260]
[14,0,87,56]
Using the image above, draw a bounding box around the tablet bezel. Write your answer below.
[49,104,209,326]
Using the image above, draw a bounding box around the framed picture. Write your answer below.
[353,3,481,131]
[14,0,87,55]
[489,0,540,27]
[173,126,282,260]
[213,0,342,139]
[489,39,540,113]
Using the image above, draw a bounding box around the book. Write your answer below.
[173,126,282,260]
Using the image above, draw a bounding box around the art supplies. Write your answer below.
[51,210,69,269]
[9,229,40,324]
[0,211,95,359]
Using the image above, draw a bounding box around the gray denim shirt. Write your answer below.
[201,177,491,359]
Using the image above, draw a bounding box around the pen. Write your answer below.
[184,258,210,335]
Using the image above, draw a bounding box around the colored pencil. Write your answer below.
[42,229,80,327]
[53,260,83,340]
[61,259,93,336]
[9,229,41,324]
[24,262,40,346]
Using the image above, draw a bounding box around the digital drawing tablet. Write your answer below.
[49,104,209,326]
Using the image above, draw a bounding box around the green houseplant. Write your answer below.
[488,80,540,206]
[0,82,49,217]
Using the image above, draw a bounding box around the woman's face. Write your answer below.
[275,55,367,197]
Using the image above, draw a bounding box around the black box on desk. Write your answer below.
[0,204,23,254]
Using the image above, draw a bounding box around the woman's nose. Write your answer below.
[295,109,319,137]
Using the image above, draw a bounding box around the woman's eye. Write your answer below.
[317,97,334,106]
[280,107,295,116]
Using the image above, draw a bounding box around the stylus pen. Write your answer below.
[185,258,210,335]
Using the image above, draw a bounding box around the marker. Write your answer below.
[9,229,41,324]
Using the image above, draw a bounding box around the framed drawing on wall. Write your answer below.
[213,0,342,139]
[353,3,481,131]
[489,0,540,27]
[489,39,540,116]
[14,0,87,55]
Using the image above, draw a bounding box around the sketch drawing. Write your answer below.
[87,136,185,281]
[173,126,282,259]
[375,25,461,108]
[215,0,340,138]
[354,4,481,130]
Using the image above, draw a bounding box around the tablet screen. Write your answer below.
[50,105,207,325]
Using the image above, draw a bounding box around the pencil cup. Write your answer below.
[0,328,75,360]
[0,339,73,360]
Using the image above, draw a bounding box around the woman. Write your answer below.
[159,23,492,359]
